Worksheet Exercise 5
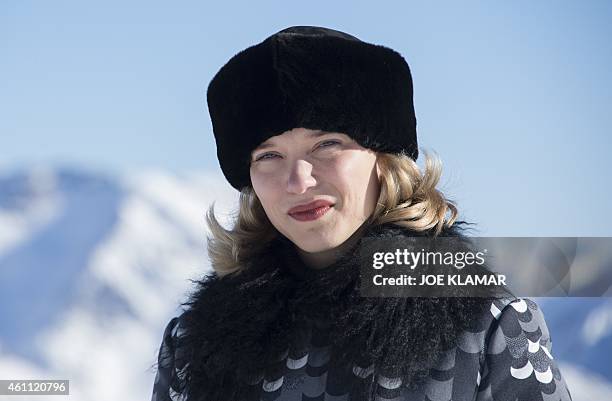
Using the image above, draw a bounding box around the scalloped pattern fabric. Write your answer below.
[151,297,572,401]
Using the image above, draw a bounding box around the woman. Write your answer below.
[151,26,572,401]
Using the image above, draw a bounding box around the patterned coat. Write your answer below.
[150,223,573,401]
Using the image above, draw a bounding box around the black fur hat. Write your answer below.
[207,25,418,191]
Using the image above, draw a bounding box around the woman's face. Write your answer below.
[249,127,380,253]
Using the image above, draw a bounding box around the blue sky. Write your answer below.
[1,0,611,236]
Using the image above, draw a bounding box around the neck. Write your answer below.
[296,222,369,270]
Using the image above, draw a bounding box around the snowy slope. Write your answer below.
[0,166,237,401]
[537,298,612,381]
[0,166,610,401]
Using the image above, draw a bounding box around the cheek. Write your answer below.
[250,171,279,207]
[329,154,377,209]
[251,168,283,220]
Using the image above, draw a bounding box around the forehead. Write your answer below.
[253,130,342,151]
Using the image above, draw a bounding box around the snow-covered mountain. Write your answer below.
[0,166,237,401]
[0,166,610,401]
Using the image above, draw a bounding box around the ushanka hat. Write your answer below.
[207,25,418,191]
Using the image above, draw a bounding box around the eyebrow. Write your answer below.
[253,131,334,152]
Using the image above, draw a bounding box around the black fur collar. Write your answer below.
[178,222,503,400]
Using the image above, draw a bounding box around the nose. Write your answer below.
[287,159,317,194]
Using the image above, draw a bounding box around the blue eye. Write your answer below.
[254,153,279,161]
[318,140,341,148]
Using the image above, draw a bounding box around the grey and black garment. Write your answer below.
[150,223,573,401]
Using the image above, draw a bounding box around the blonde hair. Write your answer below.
[205,150,459,277]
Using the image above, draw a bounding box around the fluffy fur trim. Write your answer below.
[178,222,508,400]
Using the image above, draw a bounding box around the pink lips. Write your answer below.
[288,200,334,214]
[288,200,335,222]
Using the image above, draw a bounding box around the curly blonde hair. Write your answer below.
[205,150,459,276]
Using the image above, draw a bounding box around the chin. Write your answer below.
[292,234,338,253]
[299,242,332,253]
